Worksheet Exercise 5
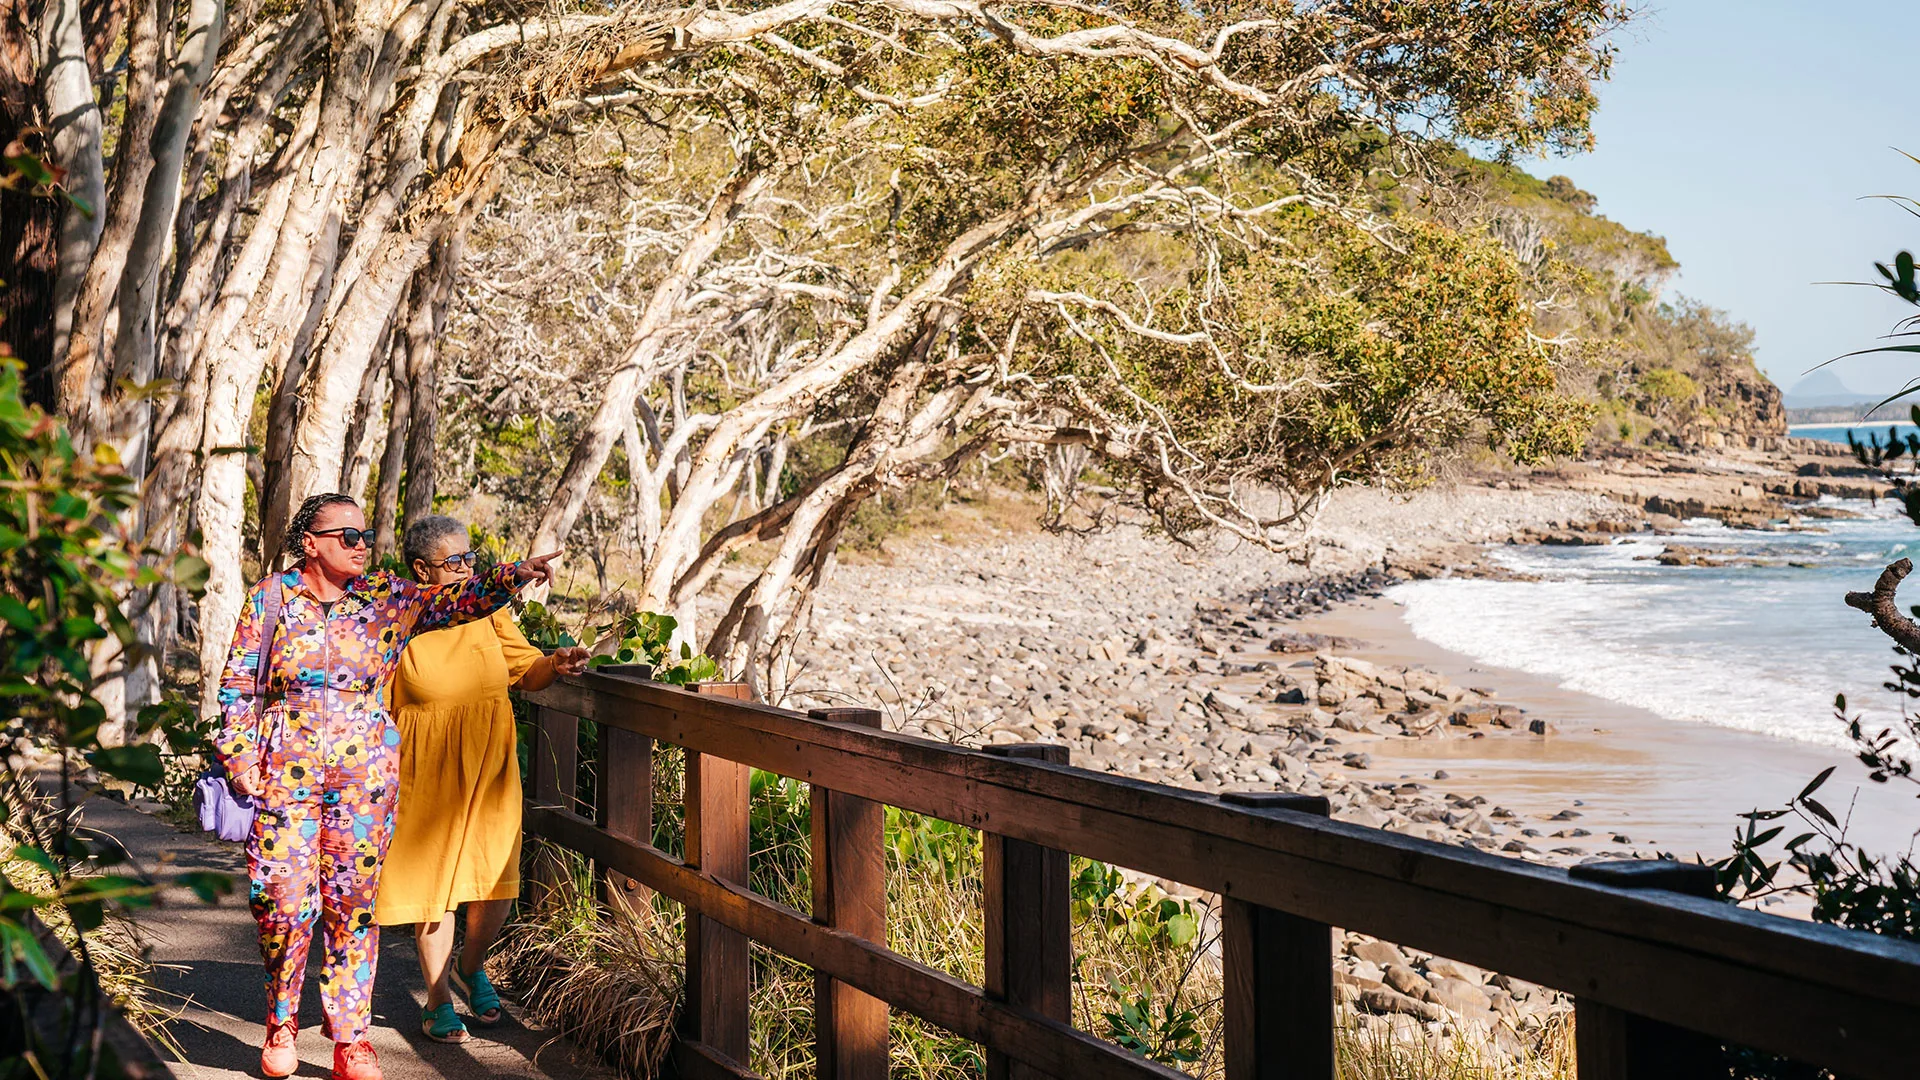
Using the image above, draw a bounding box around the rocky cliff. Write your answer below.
[1679,354,1787,451]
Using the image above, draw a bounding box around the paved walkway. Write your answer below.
[76,792,618,1080]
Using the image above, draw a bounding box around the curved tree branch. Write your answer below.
[1846,558,1920,653]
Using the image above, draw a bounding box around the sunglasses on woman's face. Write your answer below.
[309,527,374,549]
[435,551,478,571]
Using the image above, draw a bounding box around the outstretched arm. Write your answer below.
[408,551,566,634]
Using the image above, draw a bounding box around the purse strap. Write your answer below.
[253,573,283,700]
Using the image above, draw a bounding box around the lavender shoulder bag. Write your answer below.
[193,576,282,842]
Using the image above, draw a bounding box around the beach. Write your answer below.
[776,435,1920,877]
[1292,595,1918,865]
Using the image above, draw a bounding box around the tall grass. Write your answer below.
[495,741,1577,1079]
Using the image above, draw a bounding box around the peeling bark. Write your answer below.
[41,0,107,382]
[59,0,160,432]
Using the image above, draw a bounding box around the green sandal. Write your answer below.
[421,1002,469,1043]
[452,966,504,1026]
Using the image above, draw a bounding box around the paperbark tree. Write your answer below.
[3,0,1627,715]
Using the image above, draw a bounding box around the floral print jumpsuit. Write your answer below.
[216,563,522,1042]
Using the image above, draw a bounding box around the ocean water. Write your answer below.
[1791,422,1920,446]
[1388,499,1920,750]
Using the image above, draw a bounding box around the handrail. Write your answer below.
[520,671,1920,1080]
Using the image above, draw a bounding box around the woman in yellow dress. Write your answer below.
[375,516,588,1043]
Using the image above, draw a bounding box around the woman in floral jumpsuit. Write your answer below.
[217,493,560,1080]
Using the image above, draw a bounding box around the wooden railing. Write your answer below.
[520,671,1920,1080]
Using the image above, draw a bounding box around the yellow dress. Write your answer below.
[375,608,541,926]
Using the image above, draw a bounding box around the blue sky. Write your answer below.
[1529,2,1918,396]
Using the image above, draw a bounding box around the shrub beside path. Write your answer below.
[77,792,617,1080]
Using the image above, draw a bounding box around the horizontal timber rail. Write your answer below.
[521,671,1920,1080]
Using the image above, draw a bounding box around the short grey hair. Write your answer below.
[403,515,470,576]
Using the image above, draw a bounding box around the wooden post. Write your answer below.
[1219,792,1335,1080]
[598,724,653,907]
[1569,860,1722,1080]
[681,680,754,1063]
[528,707,579,904]
[981,742,1071,1080]
[809,707,888,1080]
[531,706,578,809]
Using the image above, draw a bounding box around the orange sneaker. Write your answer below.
[260,1020,298,1078]
[331,1039,381,1080]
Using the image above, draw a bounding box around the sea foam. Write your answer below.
[1387,506,1918,751]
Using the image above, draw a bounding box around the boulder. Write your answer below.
[1427,976,1493,1016]
[1383,964,1433,999]
[1356,985,1449,1023]
[1425,957,1485,984]
[1397,712,1444,736]
[1206,689,1252,715]
[1348,939,1410,968]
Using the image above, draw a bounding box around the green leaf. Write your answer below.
[173,554,210,594]
[0,920,61,989]
[67,899,105,933]
[1163,910,1197,947]
[86,744,164,788]
[10,844,58,876]
[175,871,234,904]
[1797,766,1836,802]
[0,595,36,631]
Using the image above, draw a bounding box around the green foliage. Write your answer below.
[1070,859,1198,949]
[884,806,980,882]
[1101,986,1203,1066]
[1720,675,1920,943]
[516,603,723,684]
[0,359,214,1080]
[1002,211,1593,534]
[586,611,723,685]
[1846,416,1920,486]
[1636,367,1697,409]
[516,600,577,650]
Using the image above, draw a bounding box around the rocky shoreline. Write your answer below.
[774,438,1878,1049]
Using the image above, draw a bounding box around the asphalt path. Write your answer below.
[75,792,617,1080]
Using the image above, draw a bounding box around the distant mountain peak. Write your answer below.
[1784,370,1878,410]
[1786,370,1855,399]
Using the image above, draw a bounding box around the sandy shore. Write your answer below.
[1293,595,1918,865]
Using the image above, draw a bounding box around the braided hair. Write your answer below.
[285,493,359,563]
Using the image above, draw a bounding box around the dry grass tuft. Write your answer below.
[1336,1010,1576,1080]
[493,842,683,1079]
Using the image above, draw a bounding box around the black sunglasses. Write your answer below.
[432,551,478,571]
[309,526,374,549]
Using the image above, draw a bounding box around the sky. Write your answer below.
[1528,2,1919,397]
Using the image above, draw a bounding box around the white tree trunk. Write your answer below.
[40,0,106,394]
[343,333,394,503]
[107,0,227,480]
[529,167,770,555]
[281,228,436,524]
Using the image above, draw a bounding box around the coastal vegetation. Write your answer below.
[7,5,1902,1080]
[7,0,1634,712]
[0,359,218,1078]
